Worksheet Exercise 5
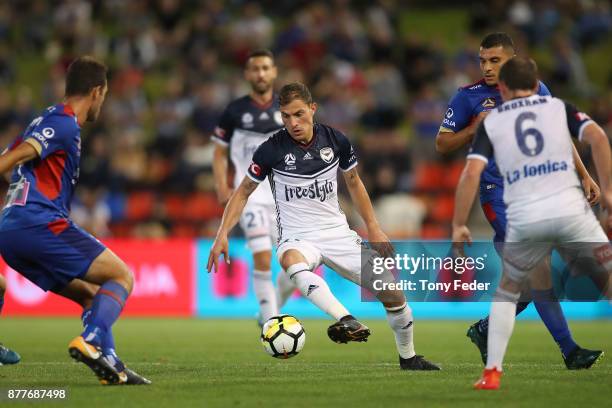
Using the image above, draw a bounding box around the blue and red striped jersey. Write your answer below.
[0,104,81,231]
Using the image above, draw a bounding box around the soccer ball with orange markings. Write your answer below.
[261,314,306,359]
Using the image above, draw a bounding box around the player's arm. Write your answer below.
[212,143,233,205]
[581,123,612,206]
[0,142,38,176]
[211,108,235,205]
[435,90,487,154]
[342,167,393,257]
[571,142,600,205]
[452,122,492,243]
[435,112,487,154]
[207,176,259,273]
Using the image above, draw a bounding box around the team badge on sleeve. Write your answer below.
[249,163,262,177]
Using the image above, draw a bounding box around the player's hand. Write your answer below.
[368,227,395,258]
[207,234,230,273]
[471,111,489,130]
[582,176,600,206]
[216,187,234,206]
[452,225,472,245]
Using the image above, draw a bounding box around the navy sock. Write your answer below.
[533,289,577,357]
[81,281,128,348]
[0,295,4,314]
[477,301,530,334]
[81,307,125,371]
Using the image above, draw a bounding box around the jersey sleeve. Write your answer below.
[247,140,274,183]
[211,106,234,146]
[537,81,552,96]
[336,130,358,171]
[564,102,594,141]
[439,90,472,133]
[467,122,493,163]
[24,116,75,160]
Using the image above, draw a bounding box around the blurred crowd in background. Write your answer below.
[0,0,610,239]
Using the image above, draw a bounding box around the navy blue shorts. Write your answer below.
[0,219,106,292]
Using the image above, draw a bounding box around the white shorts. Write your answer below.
[239,203,278,254]
[503,211,610,283]
[275,226,392,291]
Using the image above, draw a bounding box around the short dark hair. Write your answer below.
[480,32,515,52]
[498,56,538,90]
[65,56,108,97]
[279,82,313,106]
[246,49,274,65]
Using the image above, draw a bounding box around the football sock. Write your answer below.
[486,288,520,370]
[81,281,128,348]
[286,263,349,320]
[0,295,4,314]
[477,301,529,335]
[385,303,416,359]
[532,289,577,357]
[276,269,295,309]
[81,306,125,371]
[253,270,278,322]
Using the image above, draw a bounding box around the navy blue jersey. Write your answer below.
[441,79,551,202]
[246,123,357,238]
[0,104,82,231]
[211,94,284,205]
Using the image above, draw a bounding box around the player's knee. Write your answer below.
[280,250,308,271]
[116,262,134,295]
[378,289,406,309]
[253,250,272,271]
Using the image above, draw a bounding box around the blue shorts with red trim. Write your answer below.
[0,219,106,292]
[480,197,507,244]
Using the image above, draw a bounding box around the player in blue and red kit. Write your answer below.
[0,57,149,384]
[436,33,603,369]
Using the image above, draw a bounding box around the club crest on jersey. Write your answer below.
[482,97,496,108]
[320,147,334,163]
[242,112,254,128]
[284,153,296,166]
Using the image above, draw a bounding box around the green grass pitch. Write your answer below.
[0,318,610,407]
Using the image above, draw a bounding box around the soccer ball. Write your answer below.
[261,314,306,359]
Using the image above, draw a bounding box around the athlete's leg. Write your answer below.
[279,249,349,320]
[78,248,133,347]
[252,250,278,322]
[0,274,21,365]
[276,267,295,309]
[473,199,589,365]
[53,279,126,370]
[0,274,6,314]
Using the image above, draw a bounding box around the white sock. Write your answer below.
[486,288,520,371]
[253,270,278,322]
[276,269,295,310]
[385,303,416,359]
[286,263,349,320]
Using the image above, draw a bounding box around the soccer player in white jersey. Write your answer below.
[212,50,294,323]
[452,57,612,389]
[208,82,440,370]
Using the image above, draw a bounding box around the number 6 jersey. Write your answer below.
[468,95,594,225]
